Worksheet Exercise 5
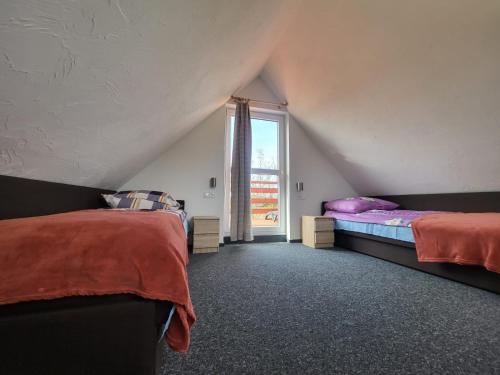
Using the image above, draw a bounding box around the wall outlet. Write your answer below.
[297,191,306,200]
[203,191,216,199]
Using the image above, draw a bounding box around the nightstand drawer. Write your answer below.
[193,247,219,254]
[193,218,219,234]
[314,218,334,232]
[193,233,219,249]
[315,231,334,244]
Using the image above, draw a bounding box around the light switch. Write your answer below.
[203,191,215,199]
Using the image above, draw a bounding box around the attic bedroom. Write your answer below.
[0,1,499,374]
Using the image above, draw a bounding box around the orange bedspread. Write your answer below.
[412,213,500,274]
[0,209,195,352]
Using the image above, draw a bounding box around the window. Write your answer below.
[224,107,286,236]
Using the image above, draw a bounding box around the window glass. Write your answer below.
[229,117,279,170]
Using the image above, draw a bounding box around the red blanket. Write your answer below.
[0,209,195,352]
[412,213,500,274]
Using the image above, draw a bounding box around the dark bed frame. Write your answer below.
[322,192,500,295]
[0,175,184,375]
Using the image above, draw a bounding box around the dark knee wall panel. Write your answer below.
[0,175,114,219]
[375,192,500,213]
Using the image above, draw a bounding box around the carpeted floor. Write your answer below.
[161,243,500,375]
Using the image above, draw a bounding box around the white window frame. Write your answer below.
[224,105,287,236]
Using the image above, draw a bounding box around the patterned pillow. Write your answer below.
[102,195,167,210]
[107,190,180,210]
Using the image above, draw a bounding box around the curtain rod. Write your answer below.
[230,95,288,108]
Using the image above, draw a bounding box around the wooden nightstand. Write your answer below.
[192,216,220,254]
[301,216,335,249]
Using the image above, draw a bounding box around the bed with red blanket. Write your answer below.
[412,213,500,274]
[0,206,195,374]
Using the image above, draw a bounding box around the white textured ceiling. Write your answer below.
[263,0,500,194]
[2,0,500,194]
[0,0,300,188]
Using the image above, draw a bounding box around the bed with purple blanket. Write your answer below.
[323,209,438,243]
[321,193,500,294]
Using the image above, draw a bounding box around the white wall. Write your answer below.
[121,77,356,241]
[121,107,226,242]
[233,76,284,107]
[287,115,356,240]
[263,0,500,195]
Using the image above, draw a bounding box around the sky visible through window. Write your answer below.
[230,116,278,169]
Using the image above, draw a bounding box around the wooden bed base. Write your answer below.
[335,230,500,294]
[0,175,183,375]
[321,192,500,295]
[0,295,172,375]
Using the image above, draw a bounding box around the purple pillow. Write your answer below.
[324,197,399,213]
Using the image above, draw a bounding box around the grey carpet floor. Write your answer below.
[161,243,500,375]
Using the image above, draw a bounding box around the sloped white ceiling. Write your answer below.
[263,0,500,194]
[3,0,500,194]
[0,0,301,188]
